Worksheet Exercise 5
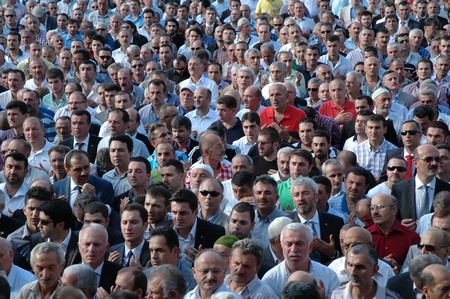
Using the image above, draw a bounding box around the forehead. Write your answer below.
[199,180,221,190]
[231,210,251,220]
[387,158,406,166]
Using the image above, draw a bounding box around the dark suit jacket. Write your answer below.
[287,210,344,264]
[194,218,225,250]
[60,135,103,163]
[135,132,152,155]
[379,147,409,182]
[45,15,58,32]
[99,260,123,291]
[386,272,415,299]
[340,119,399,149]
[392,177,450,221]
[107,240,150,267]
[65,231,79,267]
[0,214,22,238]
[258,245,277,278]
[54,176,115,206]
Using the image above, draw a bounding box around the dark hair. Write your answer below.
[413,105,435,121]
[146,185,172,207]
[367,114,387,127]
[282,281,321,299]
[84,201,109,219]
[347,166,370,186]
[171,116,192,131]
[103,83,121,93]
[0,276,10,299]
[109,134,134,153]
[170,189,198,212]
[73,49,90,60]
[216,95,237,109]
[8,69,25,81]
[253,174,278,193]
[4,152,28,169]
[150,226,179,250]
[231,202,255,222]
[241,111,260,126]
[46,68,65,81]
[64,150,90,168]
[71,109,91,124]
[291,149,313,166]
[6,100,28,114]
[161,158,184,174]
[149,78,167,93]
[355,95,374,108]
[312,130,331,144]
[121,203,148,224]
[130,156,151,173]
[259,127,281,144]
[313,175,332,194]
[428,121,449,136]
[40,199,73,229]
[109,108,130,123]
[299,117,318,130]
[116,268,147,295]
[231,171,255,189]
[25,187,52,206]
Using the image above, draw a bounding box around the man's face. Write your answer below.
[365,120,386,144]
[107,111,127,136]
[247,51,261,71]
[292,183,317,216]
[115,94,132,109]
[419,231,450,263]
[109,140,130,169]
[312,136,329,160]
[229,211,254,239]
[37,211,58,239]
[50,150,66,178]
[370,195,396,226]
[438,148,450,180]
[78,227,109,268]
[242,120,259,142]
[32,252,64,291]
[65,156,90,185]
[355,114,369,135]
[427,127,448,146]
[83,212,108,227]
[299,122,315,146]
[128,160,149,188]
[237,71,253,89]
[329,80,347,104]
[0,240,13,273]
[345,173,367,202]
[229,248,259,286]
[150,235,178,266]
[22,91,40,113]
[179,89,194,109]
[289,155,311,180]
[198,180,223,214]
[432,216,450,236]
[414,146,440,178]
[71,114,90,140]
[160,166,184,193]
[190,168,211,191]
[436,59,450,79]
[269,85,287,110]
[282,229,311,270]
[346,252,377,289]
[144,195,168,225]
[7,72,24,93]
[23,198,44,231]
[207,64,222,84]
[193,252,226,296]
[217,103,236,124]
[4,157,27,186]
[305,49,319,67]
[147,83,167,107]
[171,202,197,233]
[253,181,278,214]
[269,65,285,82]
[258,135,275,158]
[387,159,408,184]
[188,58,203,77]
[193,88,210,109]
[121,210,147,245]
[155,143,175,167]
[7,108,26,129]
[118,70,132,92]
[417,62,432,81]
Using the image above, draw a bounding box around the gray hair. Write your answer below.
[270,61,287,73]
[63,264,98,297]
[50,34,63,44]
[80,222,108,243]
[402,119,422,132]
[420,79,438,90]
[321,158,342,175]
[281,222,313,244]
[107,62,125,72]
[30,242,65,267]
[410,254,443,280]
[308,77,324,86]
[237,66,256,81]
[232,238,264,266]
[278,146,294,159]
[347,71,364,84]
[433,191,450,215]
[348,244,378,267]
[148,264,187,298]
[291,176,318,194]
[244,48,261,61]
[410,28,424,38]
[387,42,401,51]
[232,154,253,167]
[419,88,438,100]
[126,44,140,55]
[423,227,450,247]
[260,42,275,52]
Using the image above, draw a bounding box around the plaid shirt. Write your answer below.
[352,139,398,178]
[36,31,47,46]
[185,160,232,189]
[318,115,342,149]
[213,46,228,66]
[40,112,56,142]
[418,47,431,60]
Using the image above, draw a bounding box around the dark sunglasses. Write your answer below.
[308,88,318,92]
[99,56,111,59]
[321,30,331,34]
[274,23,283,27]
[401,130,420,136]
[39,219,53,226]
[387,166,407,172]
[417,156,441,163]
[418,243,447,251]
[399,40,409,43]
[132,64,144,68]
[191,47,202,51]
[199,190,221,197]
[96,28,107,31]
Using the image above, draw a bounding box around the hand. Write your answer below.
[335,111,353,124]
[36,163,47,172]
[96,287,109,299]
[239,196,255,204]
[120,197,131,211]
[108,251,122,265]
[384,254,400,274]
[294,72,302,87]
[181,160,191,172]
[261,74,269,86]
[81,183,96,195]
[401,218,417,230]
[333,72,345,80]
[348,212,357,224]
[317,280,326,299]
[312,234,336,258]
[267,169,278,175]
[185,244,203,264]
[191,130,198,139]
[57,195,68,202]
[270,123,290,141]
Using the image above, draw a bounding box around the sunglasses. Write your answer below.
[5,15,14,17]
[417,156,441,163]
[418,243,447,251]
[401,130,420,136]
[132,64,144,68]
[321,30,331,34]
[96,28,107,31]
[308,88,318,92]
[39,219,53,226]
[191,47,202,51]
[199,190,221,197]
[274,23,283,27]
[387,166,407,172]
[99,56,111,59]
[399,40,409,43]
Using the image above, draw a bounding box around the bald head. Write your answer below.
[287,270,317,285]
[342,226,373,256]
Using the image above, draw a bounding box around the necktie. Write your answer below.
[306,221,321,262]
[420,185,430,217]
[406,155,413,179]
[76,142,84,150]
[307,220,318,236]
[125,250,134,267]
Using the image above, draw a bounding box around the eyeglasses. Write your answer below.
[387,166,407,172]
[418,243,447,251]
[308,88,318,92]
[156,132,170,139]
[401,130,420,136]
[274,23,283,27]
[199,190,222,197]
[132,64,144,68]
[5,15,14,17]
[321,30,331,34]
[191,47,202,51]
[96,28,107,31]
[416,156,441,163]
[369,204,394,211]
[39,219,54,226]
[399,40,409,43]
[99,56,111,59]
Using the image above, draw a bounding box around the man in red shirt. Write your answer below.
[319,79,356,125]
[260,83,306,144]
[367,193,420,271]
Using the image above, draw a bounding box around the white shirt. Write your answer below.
[24,79,49,90]
[7,264,36,298]
[180,76,219,104]
[236,106,265,119]
[367,182,392,198]
[112,48,130,68]
[262,260,340,297]
[28,140,53,173]
[175,218,198,264]
[73,134,90,152]
[328,256,396,286]
[0,182,29,215]
[124,238,145,266]
[184,284,243,299]
[318,54,353,76]
[97,135,150,158]
[0,90,13,107]
[185,108,219,138]
[232,136,256,155]
[70,178,83,210]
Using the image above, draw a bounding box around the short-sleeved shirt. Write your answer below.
[260,105,307,134]
[318,99,356,124]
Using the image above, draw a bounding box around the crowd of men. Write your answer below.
[0,0,448,297]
